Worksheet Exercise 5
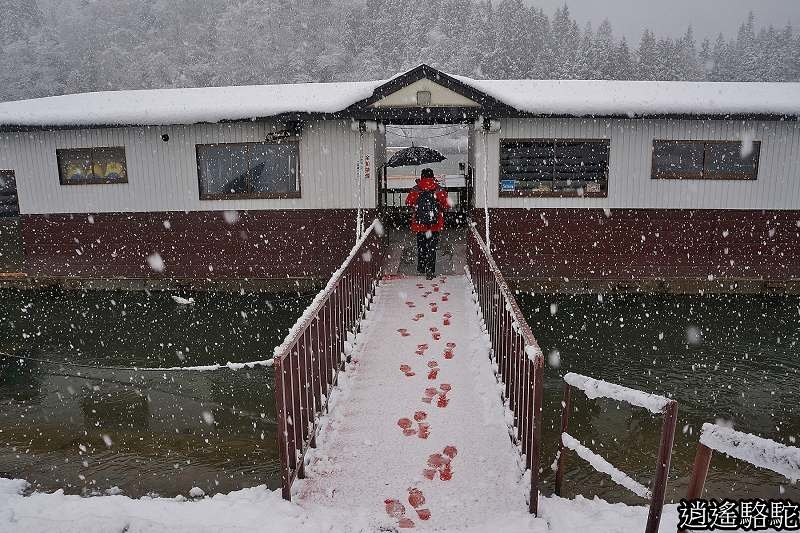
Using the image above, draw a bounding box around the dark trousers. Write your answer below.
[416,231,439,275]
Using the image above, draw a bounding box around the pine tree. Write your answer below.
[636,29,659,80]
[593,20,616,79]
[615,38,635,80]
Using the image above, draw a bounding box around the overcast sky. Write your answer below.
[524,0,799,41]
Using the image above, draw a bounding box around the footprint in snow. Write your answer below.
[397,411,429,439]
[423,446,458,481]
[384,488,431,529]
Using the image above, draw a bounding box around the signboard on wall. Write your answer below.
[364,154,371,179]
[500,179,516,192]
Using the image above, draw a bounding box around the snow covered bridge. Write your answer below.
[271,220,547,530]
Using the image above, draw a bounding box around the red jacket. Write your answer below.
[406,177,450,233]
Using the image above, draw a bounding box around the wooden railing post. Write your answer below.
[274,357,292,501]
[645,400,678,533]
[555,382,572,497]
[677,443,713,533]
[529,351,544,515]
[685,443,712,500]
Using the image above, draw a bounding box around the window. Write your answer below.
[57,147,127,185]
[0,170,18,216]
[499,139,610,197]
[651,140,760,180]
[196,142,300,200]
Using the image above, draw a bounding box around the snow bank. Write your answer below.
[699,423,800,482]
[563,372,670,415]
[0,481,377,533]
[561,433,652,500]
[457,76,800,118]
[137,359,274,372]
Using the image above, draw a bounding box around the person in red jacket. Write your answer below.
[406,168,450,279]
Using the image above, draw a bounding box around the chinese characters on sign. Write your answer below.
[678,499,799,531]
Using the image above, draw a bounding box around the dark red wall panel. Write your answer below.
[475,208,800,281]
[20,210,363,280]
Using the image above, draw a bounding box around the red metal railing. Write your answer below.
[465,225,545,515]
[555,373,678,533]
[679,422,800,532]
[273,220,385,500]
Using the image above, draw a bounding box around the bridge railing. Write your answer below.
[678,423,800,532]
[465,225,545,515]
[273,220,385,500]
[555,372,678,533]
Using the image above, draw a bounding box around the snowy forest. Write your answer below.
[1,0,799,102]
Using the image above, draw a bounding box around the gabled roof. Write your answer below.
[346,64,513,114]
[0,64,799,130]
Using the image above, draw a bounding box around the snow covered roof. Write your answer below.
[0,80,385,129]
[458,78,800,119]
[1,64,799,129]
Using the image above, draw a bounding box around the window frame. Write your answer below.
[498,138,610,198]
[195,140,301,201]
[0,170,19,216]
[651,139,760,181]
[56,146,128,186]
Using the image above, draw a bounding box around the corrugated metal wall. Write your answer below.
[0,120,376,214]
[4,116,799,214]
[473,118,800,210]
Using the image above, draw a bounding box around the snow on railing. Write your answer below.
[272,219,385,501]
[564,372,671,415]
[699,423,800,482]
[556,373,678,533]
[682,423,800,510]
[561,433,652,499]
[464,225,545,516]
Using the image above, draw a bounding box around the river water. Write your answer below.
[0,288,309,497]
[519,292,800,503]
[0,288,797,503]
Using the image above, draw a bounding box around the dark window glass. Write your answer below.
[652,140,759,179]
[196,142,299,199]
[652,141,704,178]
[57,147,127,185]
[500,139,609,195]
[0,170,18,216]
[704,142,760,177]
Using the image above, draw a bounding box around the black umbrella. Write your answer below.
[386,146,446,168]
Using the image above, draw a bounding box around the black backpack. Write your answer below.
[415,188,440,226]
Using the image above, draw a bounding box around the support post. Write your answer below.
[685,443,712,499]
[273,358,292,501]
[555,382,572,497]
[678,443,713,533]
[529,353,544,515]
[645,400,678,533]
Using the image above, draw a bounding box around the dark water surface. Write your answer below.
[519,292,800,503]
[0,288,309,497]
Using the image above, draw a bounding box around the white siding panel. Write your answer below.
[4,119,366,214]
[473,118,800,210]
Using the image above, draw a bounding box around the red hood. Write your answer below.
[416,177,439,191]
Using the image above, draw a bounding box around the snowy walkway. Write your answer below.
[296,275,544,531]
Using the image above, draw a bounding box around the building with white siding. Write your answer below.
[0,65,798,290]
